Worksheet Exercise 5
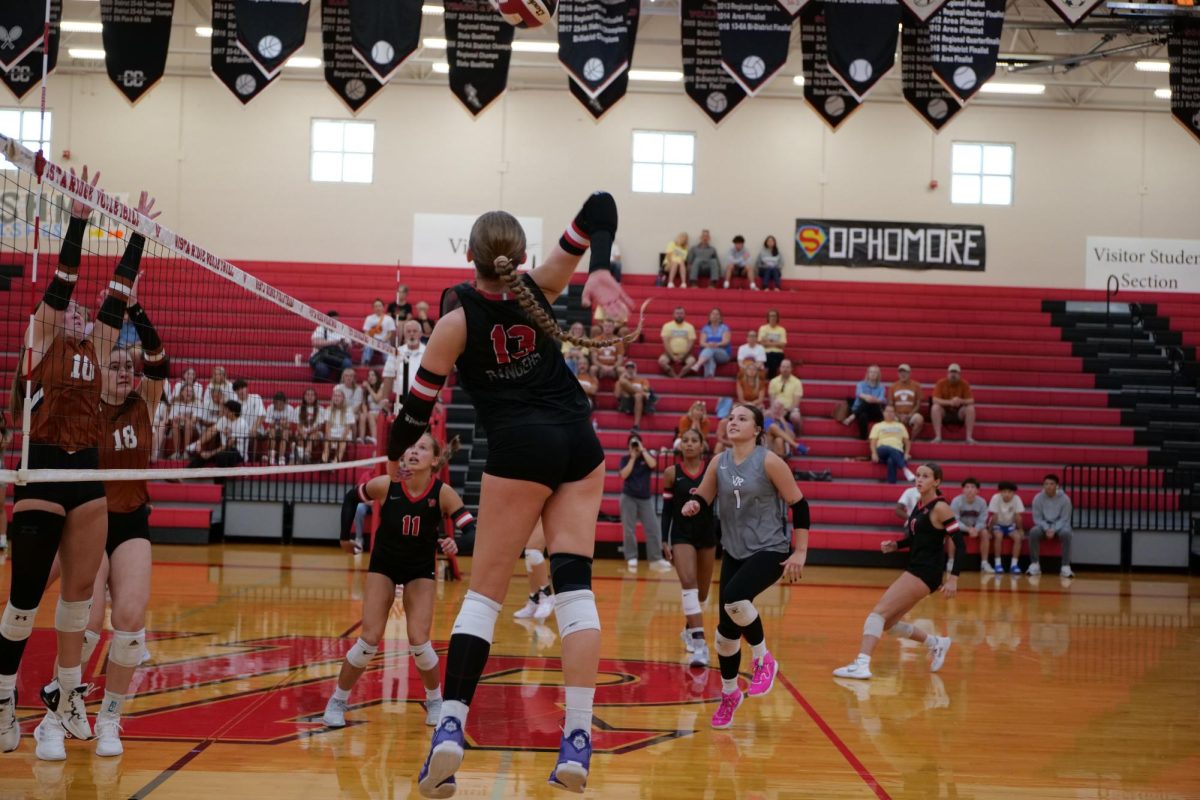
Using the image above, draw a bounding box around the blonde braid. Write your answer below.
[434,434,462,472]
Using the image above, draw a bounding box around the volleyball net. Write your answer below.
[0,134,402,486]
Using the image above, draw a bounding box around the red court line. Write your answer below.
[777,672,892,800]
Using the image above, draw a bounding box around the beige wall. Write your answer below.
[17,71,1200,288]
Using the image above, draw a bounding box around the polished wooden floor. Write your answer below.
[0,544,1197,799]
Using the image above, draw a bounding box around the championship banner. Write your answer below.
[901,23,961,131]
[928,0,1004,103]
[351,0,422,84]
[321,0,383,113]
[718,0,794,95]
[100,0,175,104]
[681,0,747,124]
[0,0,51,70]
[825,0,900,101]
[897,0,948,24]
[0,0,60,101]
[1042,0,1103,27]
[776,0,811,16]
[212,0,277,104]
[567,0,638,116]
[236,0,311,79]
[1168,18,1200,145]
[800,3,860,129]
[795,218,986,271]
[445,0,514,116]
[558,0,637,99]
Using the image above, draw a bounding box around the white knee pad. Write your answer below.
[864,612,886,639]
[0,604,36,642]
[723,599,759,628]
[887,621,914,639]
[410,641,439,672]
[346,637,379,669]
[55,598,91,633]
[108,628,146,668]
[451,590,502,643]
[553,590,601,639]
[524,549,545,572]
[681,588,702,616]
[714,631,740,658]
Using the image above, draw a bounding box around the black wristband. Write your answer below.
[58,216,88,268]
[387,394,434,460]
[790,497,811,529]
[588,230,614,273]
[126,303,161,352]
[42,276,76,311]
[115,233,145,282]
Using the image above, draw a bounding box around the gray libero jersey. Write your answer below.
[715,445,790,560]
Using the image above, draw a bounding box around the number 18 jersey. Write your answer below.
[100,391,152,512]
[444,274,591,433]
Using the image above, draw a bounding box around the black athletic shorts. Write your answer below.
[369,548,436,587]
[107,506,151,557]
[13,445,105,512]
[484,418,605,491]
[671,519,718,549]
[907,563,944,594]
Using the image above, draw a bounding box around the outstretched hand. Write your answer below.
[137,190,161,221]
[581,269,634,319]
[69,165,100,220]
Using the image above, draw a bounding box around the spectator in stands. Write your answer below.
[199,385,228,431]
[616,360,654,430]
[768,358,804,433]
[262,391,297,466]
[737,358,767,407]
[619,433,670,572]
[188,399,248,468]
[843,364,886,439]
[363,368,387,443]
[232,379,266,461]
[322,387,356,463]
[738,329,767,366]
[724,235,757,290]
[888,364,924,441]
[388,284,413,322]
[168,383,201,460]
[895,484,921,521]
[413,301,435,340]
[562,322,590,361]
[609,240,623,281]
[687,229,721,287]
[172,367,203,407]
[659,306,698,378]
[713,416,732,455]
[382,319,425,409]
[663,232,689,289]
[591,304,631,340]
[868,405,916,484]
[295,387,323,463]
[336,368,367,443]
[951,478,991,571]
[675,401,711,450]
[764,399,799,458]
[589,319,623,381]
[203,365,230,408]
[755,235,783,291]
[1028,474,1074,579]
[986,481,1026,574]
[932,363,978,444]
[758,309,788,378]
[574,352,598,408]
[691,308,732,377]
[310,311,354,383]
[361,298,396,366]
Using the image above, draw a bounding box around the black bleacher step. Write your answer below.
[1084,357,1172,373]
[1071,341,1165,359]
[1097,373,1198,390]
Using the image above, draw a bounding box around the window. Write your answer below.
[951,142,1013,206]
[631,130,694,194]
[310,119,374,183]
[0,108,51,170]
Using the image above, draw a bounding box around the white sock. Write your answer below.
[58,665,82,694]
[441,699,469,725]
[856,653,871,665]
[751,641,768,660]
[924,636,939,650]
[332,687,351,702]
[81,630,101,666]
[99,690,127,719]
[425,687,442,702]
[994,558,1002,566]
[721,678,739,694]
[564,686,594,733]
[0,673,15,699]
[688,627,705,643]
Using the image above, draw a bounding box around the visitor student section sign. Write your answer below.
[794,219,986,271]
[1085,236,1200,293]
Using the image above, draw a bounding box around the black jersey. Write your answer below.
[376,477,447,560]
[902,498,952,575]
[444,274,592,432]
[671,462,715,540]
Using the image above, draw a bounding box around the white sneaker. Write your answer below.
[832,660,872,680]
[139,647,153,665]
[1026,563,1042,577]
[34,713,66,761]
[649,559,673,573]
[41,683,92,740]
[94,716,123,757]
[903,468,916,482]
[1060,565,1075,579]
[981,561,995,573]
[0,693,18,752]
[680,629,696,653]
[533,593,555,620]
[626,559,638,572]
[929,637,952,673]
[513,598,539,619]
[323,696,349,728]
[424,698,442,727]
[723,281,730,288]
[689,643,710,668]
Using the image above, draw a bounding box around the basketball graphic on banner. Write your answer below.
[345,79,367,101]
[824,94,846,116]
[258,35,283,59]
[235,73,257,95]
[583,57,605,82]
[371,40,395,65]
[742,55,766,80]
[927,98,949,119]
[848,59,873,83]
[953,65,977,91]
[706,91,728,113]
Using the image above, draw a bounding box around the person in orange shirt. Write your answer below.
[675,401,711,449]
[589,319,624,381]
[736,359,767,407]
[888,364,924,440]
[931,363,977,444]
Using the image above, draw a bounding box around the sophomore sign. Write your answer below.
[101,0,175,104]
[928,0,1004,103]
[681,0,747,124]
[445,0,514,116]
[795,218,986,270]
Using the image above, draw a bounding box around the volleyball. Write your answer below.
[706,91,728,113]
[370,40,395,65]
[490,0,558,28]
[953,65,977,91]
[741,55,766,81]
[257,35,283,60]
[848,59,873,83]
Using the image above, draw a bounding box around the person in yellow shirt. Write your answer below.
[658,306,697,378]
[663,232,689,289]
[757,309,788,378]
[869,405,916,484]
[767,358,803,433]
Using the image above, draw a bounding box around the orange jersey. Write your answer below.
[100,391,152,512]
[593,341,624,368]
[28,337,101,451]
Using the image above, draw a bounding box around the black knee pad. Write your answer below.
[550,553,593,594]
[9,510,66,608]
